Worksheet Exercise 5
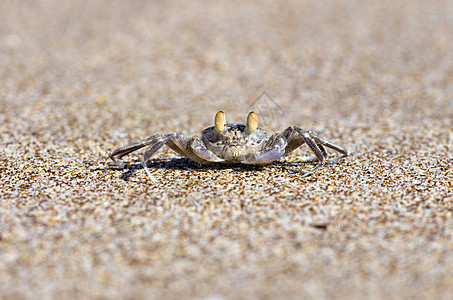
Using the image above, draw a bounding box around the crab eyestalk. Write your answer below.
[246,111,258,133]
[215,111,227,133]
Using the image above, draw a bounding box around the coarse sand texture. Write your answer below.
[1,0,452,299]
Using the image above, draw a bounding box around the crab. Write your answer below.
[109,111,349,178]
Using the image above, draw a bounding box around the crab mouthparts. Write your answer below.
[226,145,245,160]
[231,147,240,159]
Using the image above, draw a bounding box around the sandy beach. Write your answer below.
[1,0,452,299]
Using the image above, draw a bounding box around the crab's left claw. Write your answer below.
[242,133,286,164]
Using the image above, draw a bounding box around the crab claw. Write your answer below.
[242,133,286,164]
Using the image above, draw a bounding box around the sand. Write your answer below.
[1,0,452,299]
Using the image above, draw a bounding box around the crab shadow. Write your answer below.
[107,157,323,181]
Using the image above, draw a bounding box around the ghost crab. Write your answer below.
[109,111,349,178]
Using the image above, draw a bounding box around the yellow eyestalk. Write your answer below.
[246,111,258,133]
[215,111,226,132]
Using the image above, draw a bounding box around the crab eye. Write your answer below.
[215,111,226,132]
[246,111,258,132]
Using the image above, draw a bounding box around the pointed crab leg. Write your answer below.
[109,134,164,168]
[280,126,349,176]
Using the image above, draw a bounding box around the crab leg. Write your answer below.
[306,130,349,156]
[109,133,192,168]
[109,134,164,168]
[293,127,327,176]
[281,127,325,160]
[280,126,348,176]
[142,134,175,164]
[110,133,225,179]
[141,134,223,179]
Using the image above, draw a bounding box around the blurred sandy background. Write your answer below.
[1,0,452,299]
